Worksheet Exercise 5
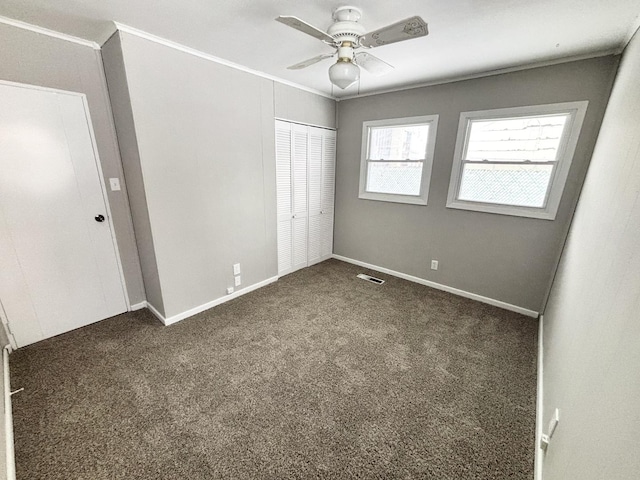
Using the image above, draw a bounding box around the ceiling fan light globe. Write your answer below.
[329,61,359,89]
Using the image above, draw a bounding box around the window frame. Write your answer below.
[446,101,588,220]
[358,114,439,205]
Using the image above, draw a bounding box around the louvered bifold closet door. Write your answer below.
[307,126,324,266]
[320,129,336,259]
[291,123,309,272]
[275,120,293,275]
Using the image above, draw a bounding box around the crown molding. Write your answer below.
[113,22,335,100]
[0,15,99,49]
[336,49,620,101]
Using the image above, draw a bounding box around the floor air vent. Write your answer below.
[357,274,385,285]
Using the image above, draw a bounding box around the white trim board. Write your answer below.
[534,314,545,480]
[129,302,147,311]
[332,254,539,318]
[78,90,132,311]
[0,78,87,97]
[0,15,99,49]
[273,117,336,131]
[113,23,334,101]
[3,347,16,480]
[0,301,17,351]
[142,276,279,326]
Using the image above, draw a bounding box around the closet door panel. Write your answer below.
[275,121,336,275]
[320,129,336,260]
[291,123,308,272]
[322,130,336,212]
[292,216,308,270]
[275,120,293,275]
[277,221,293,274]
[307,127,324,266]
[308,128,323,215]
[320,212,334,258]
[308,214,322,266]
[291,123,308,217]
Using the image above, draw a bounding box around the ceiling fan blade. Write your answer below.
[287,53,335,70]
[354,52,394,76]
[360,16,429,48]
[275,16,335,44]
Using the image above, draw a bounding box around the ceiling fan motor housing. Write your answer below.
[328,6,366,51]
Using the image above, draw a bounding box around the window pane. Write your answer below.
[369,124,430,160]
[366,161,423,196]
[458,163,553,207]
[465,115,568,162]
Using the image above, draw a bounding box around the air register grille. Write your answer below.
[357,274,385,284]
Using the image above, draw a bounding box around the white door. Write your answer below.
[0,82,127,347]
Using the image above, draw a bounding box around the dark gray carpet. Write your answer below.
[10,259,538,479]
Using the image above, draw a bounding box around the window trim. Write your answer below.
[358,114,439,205]
[446,102,588,220]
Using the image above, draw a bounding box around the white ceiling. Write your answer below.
[1,0,639,98]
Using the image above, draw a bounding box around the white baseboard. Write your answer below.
[534,315,545,480]
[144,302,164,324]
[129,302,147,311]
[138,276,279,326]
[332,254,539,318]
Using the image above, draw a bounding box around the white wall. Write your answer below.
[541,30,640,479]
[104,31,335,320]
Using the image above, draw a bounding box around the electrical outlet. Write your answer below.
[233,263,241,275]
[226,287,234,295]
[234,275,241,287]
[431,260,439,270]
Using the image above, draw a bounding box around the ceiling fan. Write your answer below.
[275,6,429,89]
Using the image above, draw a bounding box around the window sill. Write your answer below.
[359,191,428,205]
[446,199,557,220]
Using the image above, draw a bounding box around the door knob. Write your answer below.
[95,215,105,222]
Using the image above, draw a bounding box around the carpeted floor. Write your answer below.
[9,259,538,479]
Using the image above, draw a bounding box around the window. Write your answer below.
[359,115,438,205]
[446,102,588,220]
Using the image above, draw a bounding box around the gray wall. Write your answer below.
[0,23,145,306]
[108,31,335,319]
[102,33,165,316]
[541,31,640,479]
[334,57,618,312]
